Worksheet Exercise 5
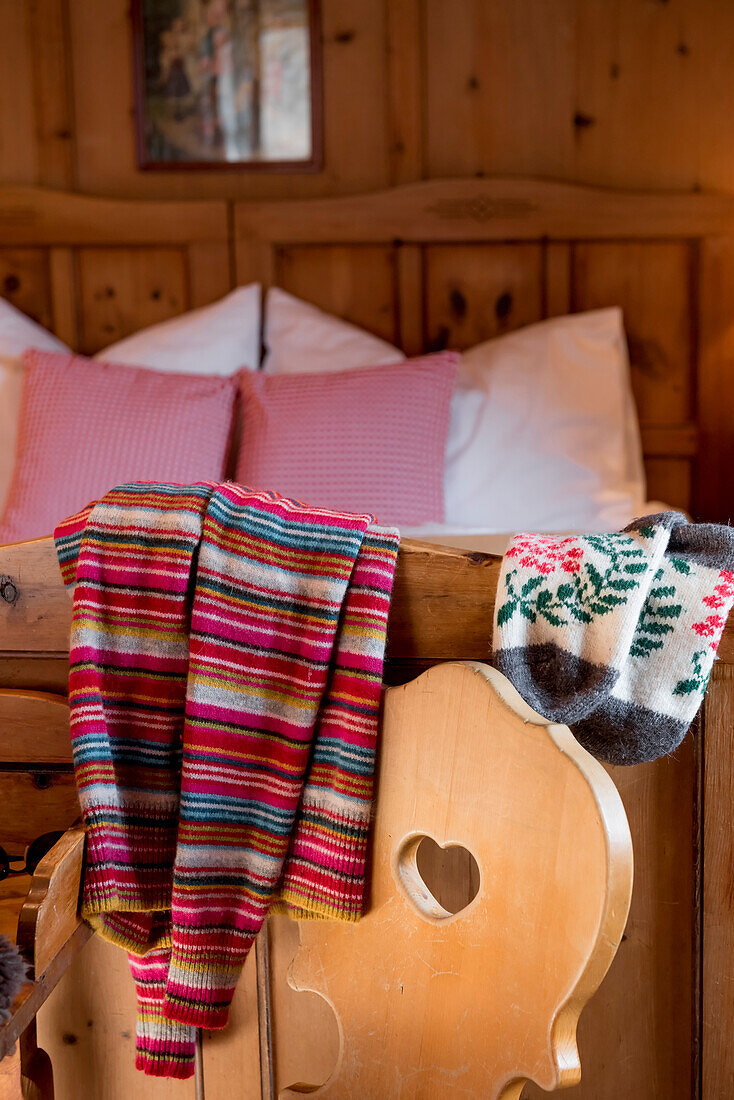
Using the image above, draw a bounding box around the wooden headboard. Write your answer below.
[2,178,733,521]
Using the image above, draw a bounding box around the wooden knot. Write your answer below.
[0,576,18,605]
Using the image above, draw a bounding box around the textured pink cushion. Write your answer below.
[0,349,237,542]
[235,351,458,525]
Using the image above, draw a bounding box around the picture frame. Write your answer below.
[131,0,323,171]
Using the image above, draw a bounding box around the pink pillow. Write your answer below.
[235,351,458,525]
[0,349,237,542]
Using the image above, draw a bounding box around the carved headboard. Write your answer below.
[2,179,733,520]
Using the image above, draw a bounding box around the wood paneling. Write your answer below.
[572,242,694,425]
[0,250,52,330]
[202,916,341,1097]
[77,247,187,354]
[0,692,70,765]
[698,237,734,523]
[7,0,734,204]
[424,0,576,183]
[0,1,38,185]
[0,770,78,858]
[37,936,197,1100]
[424,243,544,349]
[530,745,696,1100]
[275,244,398,343]
[702,663,734,1098]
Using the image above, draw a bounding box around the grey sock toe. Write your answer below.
[493,643,619,725]
[572,698,688,766]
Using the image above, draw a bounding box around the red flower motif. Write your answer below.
[701,570,734,614]
[692,614,726,651]
[506,535,584,577]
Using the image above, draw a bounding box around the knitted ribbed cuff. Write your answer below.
[162,929,256,1029]
[82,818,176,918]
[135,1016,197,1078]
[131,947,197,1078]
[276,802,370,922]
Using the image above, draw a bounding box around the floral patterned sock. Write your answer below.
[573,518,734,764]
[492,513,685,725]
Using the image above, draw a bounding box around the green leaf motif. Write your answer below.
[496,600,517,627]
[671,558,692,575]
[521,576,544,596]
[673,678,700,696]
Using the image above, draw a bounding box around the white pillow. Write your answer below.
[262,287,405,373]
[96,284,262,374]
[439,308,645,533]
[0,298,69,513]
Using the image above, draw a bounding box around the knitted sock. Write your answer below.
[273,523,400,922]
[163,485,379,1029]
[492,513,685,724]
[573,519,734,764]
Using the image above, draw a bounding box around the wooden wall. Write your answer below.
[3,0,734,202]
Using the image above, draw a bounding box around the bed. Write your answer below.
[0,177,732,1098]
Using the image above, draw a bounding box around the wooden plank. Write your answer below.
[425,243,544,349]
[3,534,734,668]
[0,691,70,764]
[48,246,79,349]
[77,247,188,354]
[281,663,632,1097]
[0,923,90,1062]
[199,915,341,1097]
[0,187,228,246]
[0,770,78,859]
[527,743,696,1100]
[640,423,699,459]
[573,241,694,426]
[396,243,424,356]
[18,825,85,977]
[544,241,571,318]
[28,0,75,189]
[645,458,693,514]
[385,0,424,185]
[201,948,269,1099]
[702,663,734,1097]
[36,935,196,1100]
[186,242,232,311]
[0,537,74,656]
[233,178,734,246]
[571,0,699,192]
[235,238,276,290]
[0,659,69,696]
[423,0,576,181]
[275,244,398,344]
[0,1045,24,1099]
[0,2,37,184]
[698,237,734,523]
[0,249,52,330]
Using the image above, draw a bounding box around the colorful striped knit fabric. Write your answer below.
[55,481,399,1078]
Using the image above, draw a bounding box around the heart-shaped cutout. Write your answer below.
[395,834,480,920]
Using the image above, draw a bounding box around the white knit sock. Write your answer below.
[492,513,684,724]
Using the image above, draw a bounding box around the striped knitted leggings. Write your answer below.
[55,482,399,1078]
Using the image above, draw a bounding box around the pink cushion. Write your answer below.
[0,349,237,542]
[235,351,458,525]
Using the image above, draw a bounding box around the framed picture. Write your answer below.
[131,0,322,170]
